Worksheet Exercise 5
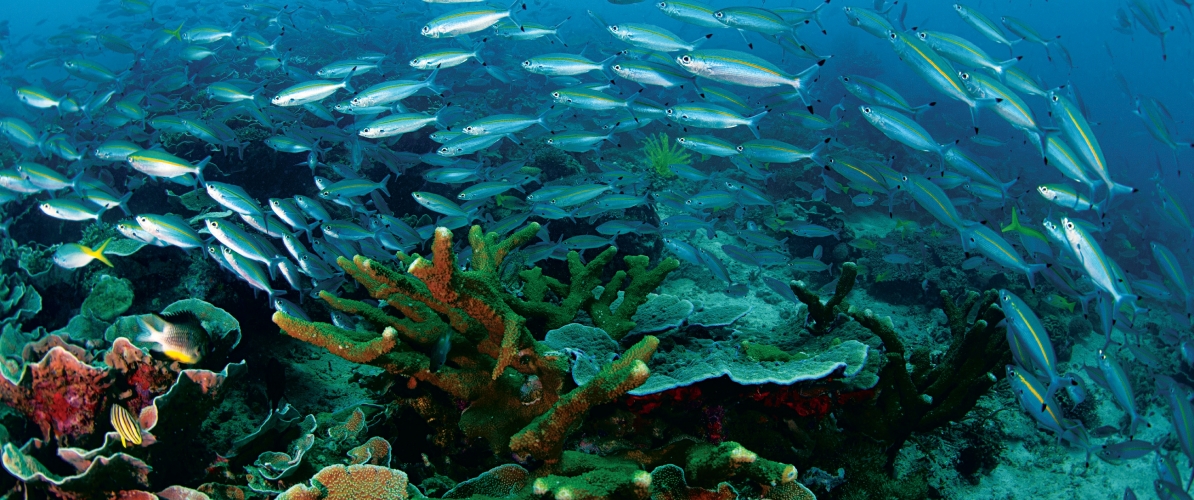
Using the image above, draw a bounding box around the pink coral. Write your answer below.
[0,346,110,443]
[277,464,410,500]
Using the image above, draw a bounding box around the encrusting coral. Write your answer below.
[272,224,676,464]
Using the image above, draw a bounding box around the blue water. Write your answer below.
[0,0,1192,498]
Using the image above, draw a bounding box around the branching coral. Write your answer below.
[792,263,1011,472]
[272,224,675,463]
[641,132,691,179]
[787,262,858,335]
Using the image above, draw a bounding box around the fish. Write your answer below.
[666,103,767,139]
[126,150,209,186]
[137,310,210,364]
[524,53,614,77]
[1096,349,1148,436]
[1151,242,1192,310]
[1060,217,1139,314]
[953,4,1019,51]
[110,404,142,448]
[607,23,710,52]
[657,0,728,29]
[1042,294,1076,313]
[53,238,115,269]
[271,71,357,107]
[737,138,827,166]
[422,2,525,38]
[887,30,996,132]
[966,228,1046,287]
[40,198,105,222]
[675,49,823,106]
[1046,90,1135,206]
[839,75,935,120]
[676,135,739,157]
[859,105,952,162]
[916,30,1021,77]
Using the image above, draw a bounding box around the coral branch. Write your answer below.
[272,224,676,461]
[509,336,659,461]
[788,262,857,335]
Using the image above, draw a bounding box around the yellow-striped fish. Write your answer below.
[110,404,142,447]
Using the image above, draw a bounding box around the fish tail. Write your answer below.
[88,237,114,267]
[1026,263,1047,288]
[745,110,768,140]
[911,101,937,121]
[378,174,392,197]
[811,0,830,34]
[809,138,829,167]
[167,22,184,41]
[1001,207,1023,233]
[995,56,1023,76]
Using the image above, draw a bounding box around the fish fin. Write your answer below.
[378,174,391,197]
[745,110,769,139]
[1002,207,1022,233]
[88,237,114,267]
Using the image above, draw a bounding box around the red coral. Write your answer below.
[105,338,178,415]
[0,347,110,444]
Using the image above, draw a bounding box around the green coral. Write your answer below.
[641,133,690,179]
[272,224,674,463]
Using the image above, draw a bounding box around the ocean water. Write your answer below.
[0,0,1191,498]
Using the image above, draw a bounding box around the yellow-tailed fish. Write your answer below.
[136,310,210,364]
[52,238,114,269]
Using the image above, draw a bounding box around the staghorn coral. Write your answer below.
[272,224,673,463]
[641,132,690,179]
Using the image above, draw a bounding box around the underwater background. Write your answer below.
[0,0,1191,498]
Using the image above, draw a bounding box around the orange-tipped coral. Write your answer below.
[272,224,675,462]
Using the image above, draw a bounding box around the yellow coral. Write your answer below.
[641,133,690,178]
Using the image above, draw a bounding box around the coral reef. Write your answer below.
[272,224,675,464]
[0,337,244,497]
[787,262,859,335]
[791,263,1011,471]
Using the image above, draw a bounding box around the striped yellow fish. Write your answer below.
[110,404,142,447]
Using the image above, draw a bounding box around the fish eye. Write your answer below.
[901,175,909,181]
[613,64,621,70]
[676,137,685,142]
[714,11,723,17]
[735,146,744,151]
[960,72,969,79]
[918,32,926,39]
[552,92,560,97]
[863,107,871,113]
[1051,95,1059,102]
[610,25,618,31]
[421,26,430,33]
[889,32,897,40]
[680,56,691,63]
